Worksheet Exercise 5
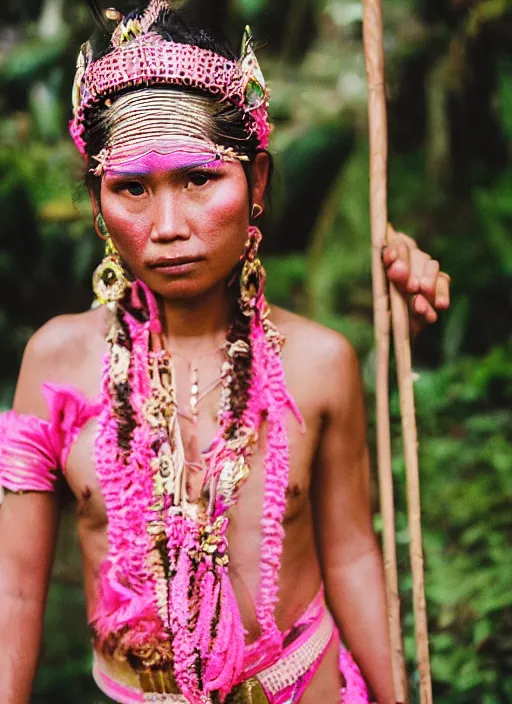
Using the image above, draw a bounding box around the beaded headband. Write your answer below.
[70,0,271,157]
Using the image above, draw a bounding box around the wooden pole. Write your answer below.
[363,0,434,699]
[388,233,434,704]
[362,2,408,702]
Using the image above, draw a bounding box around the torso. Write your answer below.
[50,304,345,701]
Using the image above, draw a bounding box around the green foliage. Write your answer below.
[237,0,272,20]
[394,342,512,701]
[0,39,68,83]
[0,0,511,702]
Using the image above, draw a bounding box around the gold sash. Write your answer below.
[95,651,270,702]
[226,679,270,704]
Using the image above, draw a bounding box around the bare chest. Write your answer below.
[65,389,321,536]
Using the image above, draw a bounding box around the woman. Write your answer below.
[0,2,450,702]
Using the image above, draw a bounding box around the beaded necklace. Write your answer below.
[91,280,302,703]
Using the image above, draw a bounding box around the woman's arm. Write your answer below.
[312,337,395,704]
[0,491,60,703]
[0,328,64,703]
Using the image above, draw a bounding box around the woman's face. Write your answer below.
[96,152,269,301]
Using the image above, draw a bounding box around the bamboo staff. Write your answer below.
[362,2,433,703]
[362,3,407,701]
[388,228,433,704]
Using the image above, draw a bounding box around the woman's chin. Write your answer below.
[143,278,227,302]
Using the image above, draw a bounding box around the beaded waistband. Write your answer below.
[258,607,334,696]
[92,605,335,703]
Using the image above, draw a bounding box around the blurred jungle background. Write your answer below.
[0,0,511,701]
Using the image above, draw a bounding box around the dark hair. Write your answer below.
[82,8,271,200]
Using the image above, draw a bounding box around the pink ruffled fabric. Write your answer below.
[42,383,102,466]
[339,645,372,703]
[0,383,101,493]
[0,411,58,492]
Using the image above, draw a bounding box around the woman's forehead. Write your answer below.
[92,88,249,177]
[105,90,215,140]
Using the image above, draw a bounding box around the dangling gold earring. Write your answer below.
[94,212,110,241]
[92,214,129,305]
[251,203,264,220]
[239,227,265,317]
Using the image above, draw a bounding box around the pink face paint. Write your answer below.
[105,149,222,176]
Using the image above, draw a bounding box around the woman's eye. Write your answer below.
[187,172,212,188]
[121,182,145,196]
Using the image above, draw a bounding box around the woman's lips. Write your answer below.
[148,256,203,275]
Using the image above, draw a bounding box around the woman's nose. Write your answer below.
[150,191,191,242]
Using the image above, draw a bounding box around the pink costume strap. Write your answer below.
[241,589,369,704]
[0,383,101,494]
[92,661,144,704]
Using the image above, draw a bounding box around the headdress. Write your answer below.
[70,0,271,163]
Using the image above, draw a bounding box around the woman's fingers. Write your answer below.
[410,253,441,325]
[408,248,429,294]
[382,241,411,288]
[383,229,451,328]
[418,257,440,304]
[435,272,451,310]
[411,294,438,324]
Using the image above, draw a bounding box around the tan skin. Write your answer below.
[0,152,450,704]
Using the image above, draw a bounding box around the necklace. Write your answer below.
[92,280,302,704]
[170,347,226,423]
[177,352,227,493]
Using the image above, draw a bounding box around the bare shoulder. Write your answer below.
[24,307,108,371]
[270,306,363,418]
[271,306,359,374]
[271,308,365,432]
[13,306,109,416]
